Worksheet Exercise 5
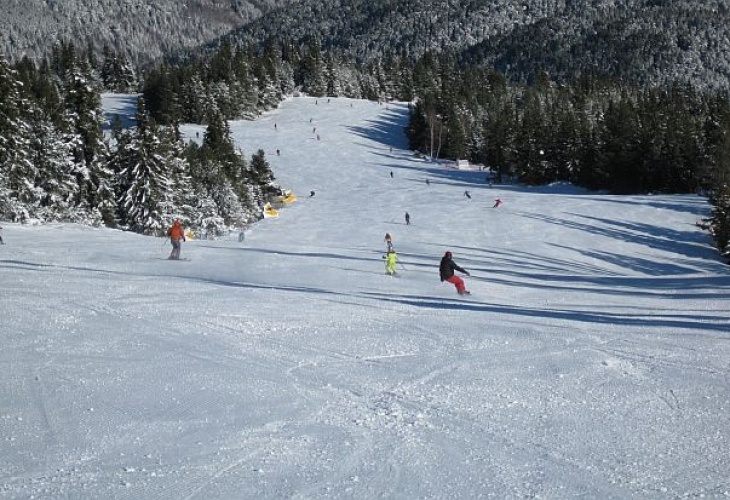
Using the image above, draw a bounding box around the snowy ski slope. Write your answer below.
[1,96,729,499]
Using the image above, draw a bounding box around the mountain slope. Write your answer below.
[0,0,297,65]
[1,96,729,499]
[465,0,730,91]
[234,0,730,90]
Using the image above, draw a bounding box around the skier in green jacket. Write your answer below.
[384,248,398,275]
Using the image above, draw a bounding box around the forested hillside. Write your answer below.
[4,0,730,92]
[0,0,296,65]
[235,0,730,91]
[0,47,280,235]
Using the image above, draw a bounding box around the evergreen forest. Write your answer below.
[1,33,730,259]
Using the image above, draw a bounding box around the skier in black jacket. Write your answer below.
[440,251,470,295]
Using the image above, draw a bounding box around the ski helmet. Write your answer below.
[445,251,452,258]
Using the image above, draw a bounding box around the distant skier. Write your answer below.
[384,232,393,251]
[317,134,321,141]
[405,212,410,225]
[312,127,316,134]
[167,219,186,260]
[383,248,398,276]
[390,171,394,178]
[310,190,316,197]
[440,251,470,295]
[0,226,4,244]
[426,179,430,186]
[493,198,503,208]
[464,190,471,199]
[274,122,277,130]
[276,149,280,156]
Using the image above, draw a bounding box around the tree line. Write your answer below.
[404,60,730,261]
[0,43,278,236]
[2,37,729,260]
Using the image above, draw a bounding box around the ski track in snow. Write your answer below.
[1,95,730,499]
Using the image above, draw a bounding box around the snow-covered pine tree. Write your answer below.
[63,60,114,223]
[101,46,138,93]
[116,98,170,234]
[230,48,259,119]
[250,149,277,193]
[181,75,210,124]
[324,53,342,97]
[710,128,730,261]
[158,125,198,229]
[179,110,254,230]
[302,39,326,97]
[0,50,36,220]
[29,109,77,220]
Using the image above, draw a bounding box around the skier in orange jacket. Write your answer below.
[167,219,186,260]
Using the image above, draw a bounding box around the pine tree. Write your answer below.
[480,97,516,181]
[302,39,326,97]
[598,94,641,193]
[709,126,730,261]
[513,88,549,184]
[29,110,77,219]
[117,98,170,234]
[250,149,277,198]
[63,60,112,218]
[0,51,36,219]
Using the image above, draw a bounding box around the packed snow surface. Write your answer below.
[2,97,730,499]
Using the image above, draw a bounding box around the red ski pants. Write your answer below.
[446,275,466,293]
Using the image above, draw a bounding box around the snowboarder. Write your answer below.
[384,248,398,276]
[440,251,470,295]
[464,190,471,199]
[384,232,393,251]
[405,212,410,225]
[493,198,503,208]
[167,219,186,260]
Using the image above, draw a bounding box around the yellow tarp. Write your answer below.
[282,193,298,204]
[263,203,279,219]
